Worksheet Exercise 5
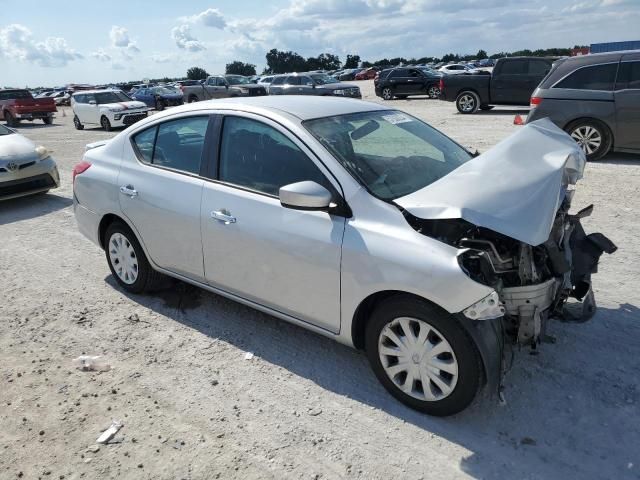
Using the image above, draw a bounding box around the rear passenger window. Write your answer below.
[219,116,330,196]
[271,77,285,86]
[391,69,408,78]
[499,60,527,75]
[286,76,301,85]
[554,63,618,91]
[528,60,550,76]
[132,116,209,175]
[616,61,640,90]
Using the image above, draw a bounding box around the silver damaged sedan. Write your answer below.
[0,124,60,200]
[73,97,615,415]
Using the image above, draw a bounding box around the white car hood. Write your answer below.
[395,118,585,246]
[0,133,36,160]
[101,101,146,110]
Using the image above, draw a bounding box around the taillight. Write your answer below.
[439,78,444,92]
[530,96,542,107]
[72,161,91,183]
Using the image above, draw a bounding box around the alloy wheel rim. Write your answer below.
[429,86,440,98]
[459,94,475,112]
[108,233,139,284]
[378,317,458,401]
[383,88,392,99]
[571,126,602,155]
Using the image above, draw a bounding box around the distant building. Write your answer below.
[571,47,590,56]
[590,41,640,53]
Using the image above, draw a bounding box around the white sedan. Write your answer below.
[438,64,481,75]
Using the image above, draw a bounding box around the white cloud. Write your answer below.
[110,25,132,48]
[91,49,111,62]
[183,8,226,28]
[171,24,206,51]
[0,23,82,67]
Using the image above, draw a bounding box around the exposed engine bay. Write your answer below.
[405,195,617,347]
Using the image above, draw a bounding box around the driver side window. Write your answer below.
[218,116,331,196]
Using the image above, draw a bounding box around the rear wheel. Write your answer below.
[381,87,394,100]
[43,116,53,125]
[456,91,480,114]
[73,115,84,130]
[104,221,164,294]
[155,98,165,111]
[101,116,112,132]
[5,111,18,127]
[188,95,198,103]
[365,295,483,416]
[427,85,441,99]
[565,119,612,161]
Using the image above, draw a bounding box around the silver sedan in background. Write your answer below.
[72,97,614,416]
[0,124,60,201]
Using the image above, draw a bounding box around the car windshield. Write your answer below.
[310,74,337,85]
[304,110,472,200]
[151,87,175,95]
[95,91,131,104]
[0,124,14,135]
[226,76,250,85]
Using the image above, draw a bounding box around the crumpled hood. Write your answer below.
[0,133,37,161]
[395,118,586,246]
[100,101,147,110]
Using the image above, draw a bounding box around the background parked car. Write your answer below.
[438,64,482,75]
[0,123,59,200]
[374,67,442,100]
[50,91,71,106]
[439,56,553,113]
[132,86,184,111]
[72,90,148,131]
[267,73,361,98]
[338,69,363,81]
[355,68,378,80]
[0,89,57,126]
[181,75,267,102]
[257,75,275,86]
[527,50,640,160]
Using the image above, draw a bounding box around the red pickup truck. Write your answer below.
[0,89,57,126]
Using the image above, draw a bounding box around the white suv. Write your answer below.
[71,90,149,131]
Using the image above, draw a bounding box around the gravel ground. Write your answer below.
[1,81,639,480]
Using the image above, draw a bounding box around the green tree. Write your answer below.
[344,54,361,69]
[476,49,488,59]
[265,49,308,73]
[226,61,257,76]
[186,66,208,80]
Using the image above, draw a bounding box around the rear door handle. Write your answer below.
[119,185,138,198]
[211,210,236,224]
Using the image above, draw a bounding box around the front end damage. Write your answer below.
[394,118,617,395]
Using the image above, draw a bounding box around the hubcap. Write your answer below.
[378,317,458,401]
[571,125,602,155]
[108,233,139,284]
[458,94,475,112]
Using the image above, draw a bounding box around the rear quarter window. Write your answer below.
[616,61,640,90]
[554,63,618,91]
[498,60,528,75]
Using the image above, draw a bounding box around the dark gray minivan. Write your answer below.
[527,50,640,160]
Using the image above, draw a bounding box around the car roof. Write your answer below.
[71,89,123,95]
[148,96,392,122]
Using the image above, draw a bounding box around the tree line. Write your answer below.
[183,45,587,80]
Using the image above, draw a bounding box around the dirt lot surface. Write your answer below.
[1,81,639,480]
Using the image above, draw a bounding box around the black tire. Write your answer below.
[188,95,198,103]
[5,111,18,127]
[479,105,494,111]
[564,118,612,161]
[43,116,53,125]
[381,87,394,100]
[101,116,112,132]
[73,115,84,130]
[103,221,165,294]
[365,295,483,416]
[427,85,441,99]
[455,91,480,114]
[155,98,165,111]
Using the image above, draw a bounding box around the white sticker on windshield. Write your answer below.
[382,113,413,125]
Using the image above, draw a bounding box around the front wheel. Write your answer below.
[104,222,164,294]
[5,111,18,127]
[155,98,165,111]
[381,87,394,100]
[101,116,112,132]
[456,91,480,114]
[565,119,612,161]
[365,295,483,416]
[73,115,84,130]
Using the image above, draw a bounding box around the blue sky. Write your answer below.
[1,0,639,87]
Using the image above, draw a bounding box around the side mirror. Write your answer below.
[279,181,332,211]
[89,100,96,105]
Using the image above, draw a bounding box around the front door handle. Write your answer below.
[119,185,138,198]
[211,210,236,224]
